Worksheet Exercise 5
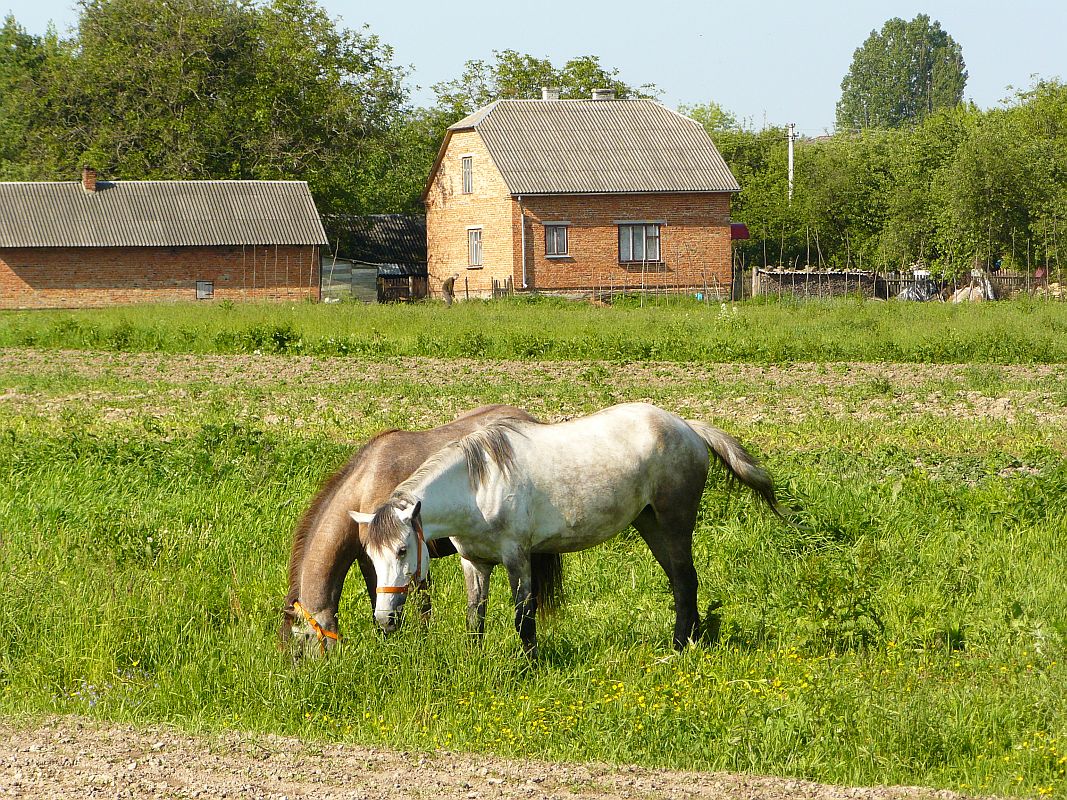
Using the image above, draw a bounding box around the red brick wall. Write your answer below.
[0,244,320,309]
[517,193,734,297]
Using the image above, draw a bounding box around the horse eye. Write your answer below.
[397,546,408,558]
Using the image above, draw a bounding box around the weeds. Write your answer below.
[1,298,1066,363]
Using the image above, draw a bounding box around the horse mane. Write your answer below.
[362,492,419,549]
[458,421,520,487]
[366,421,524,549]
[284,429,400,609]
[393,419,523,499]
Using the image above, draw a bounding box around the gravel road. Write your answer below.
[0,718,988,800]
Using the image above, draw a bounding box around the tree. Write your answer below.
[678,101,738,133]
[55,0,258,179]
[0,15,64,179]
[13,0,410,214]
[432,50,656,117]
[934,107,1054,272]
[236,0,408,214]
[836,14,966,130]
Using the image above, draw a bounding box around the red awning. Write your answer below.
[730,222,750,240]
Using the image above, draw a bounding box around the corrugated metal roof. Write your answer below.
[0,180,327,247]
[447,101,500,132]
[324,214,426,266]
[450,99,739,195]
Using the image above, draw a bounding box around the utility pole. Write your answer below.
[787,122,798,203]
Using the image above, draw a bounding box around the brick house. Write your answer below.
[0,169,327,309]
[424,90,741,299]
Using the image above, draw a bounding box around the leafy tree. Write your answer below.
[678,101,738,133]
[934,107,1056,272]
[432,49,656,116]
[236,0,408,214]
[7,0,410,214]
[56,0,257,179]
[0,15,63,179]
[878,106,975,266]
[837,14,966,130]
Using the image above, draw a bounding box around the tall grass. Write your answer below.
[1,296,1066,363]
[0,353,1064,796]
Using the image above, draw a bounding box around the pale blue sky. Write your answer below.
[4,0,1065,134]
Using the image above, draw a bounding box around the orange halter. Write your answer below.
[292,600,339,655]
[376,518,428,595]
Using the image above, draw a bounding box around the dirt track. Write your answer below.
[0,718,987,800]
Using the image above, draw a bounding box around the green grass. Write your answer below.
[0,344,1065,797]
[1,295,1066,363]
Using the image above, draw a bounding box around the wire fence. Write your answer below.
[749,268,1065,302]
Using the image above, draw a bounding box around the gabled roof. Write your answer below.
[0,180,327,247]
[324,214,426,266]
[434,98,740,196]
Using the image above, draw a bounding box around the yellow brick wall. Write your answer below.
[425,130,516,298]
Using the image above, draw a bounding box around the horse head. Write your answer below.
[349,496,429,634]
[282,600,340,660]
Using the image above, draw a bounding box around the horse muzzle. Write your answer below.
[374,608,402,633]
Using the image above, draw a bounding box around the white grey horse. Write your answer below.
[350,402,780,657]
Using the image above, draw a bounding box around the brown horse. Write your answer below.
[281,404,552,656]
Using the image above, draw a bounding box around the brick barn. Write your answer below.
[424,89,741,299]
[0,169,327,309]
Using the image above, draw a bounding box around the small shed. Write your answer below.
[321,214,427,302]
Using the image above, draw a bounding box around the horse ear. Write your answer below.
[348,510,375,525]
[396,499,421,523]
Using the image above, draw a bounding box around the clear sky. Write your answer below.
[4,0,1065,135]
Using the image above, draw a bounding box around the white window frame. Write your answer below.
[460,156,473,194]
[618,223,662,263]
[195,280,214,300]
[467,227,483,267]
[544,223,569,257]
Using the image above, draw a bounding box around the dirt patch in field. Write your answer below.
[0,348,1061,390]
[0,717,985,800]
[0,349,1064,434]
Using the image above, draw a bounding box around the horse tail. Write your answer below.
[531,552,564,620]
[685,420,783,517]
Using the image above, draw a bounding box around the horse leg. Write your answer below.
[461,557,494,641]
[633,506,699,650]
[503,554,537,660]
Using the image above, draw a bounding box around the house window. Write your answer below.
[461,156,473,194]
[195,280,214,300]
[618,223,661,263]
[467,228,483,267]
[545,224,569,256]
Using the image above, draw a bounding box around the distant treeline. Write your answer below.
[1,0,1064,276]
[713,84,1067,275]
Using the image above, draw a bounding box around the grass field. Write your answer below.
[0,300,1065,797]
[0,295,1066,363]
